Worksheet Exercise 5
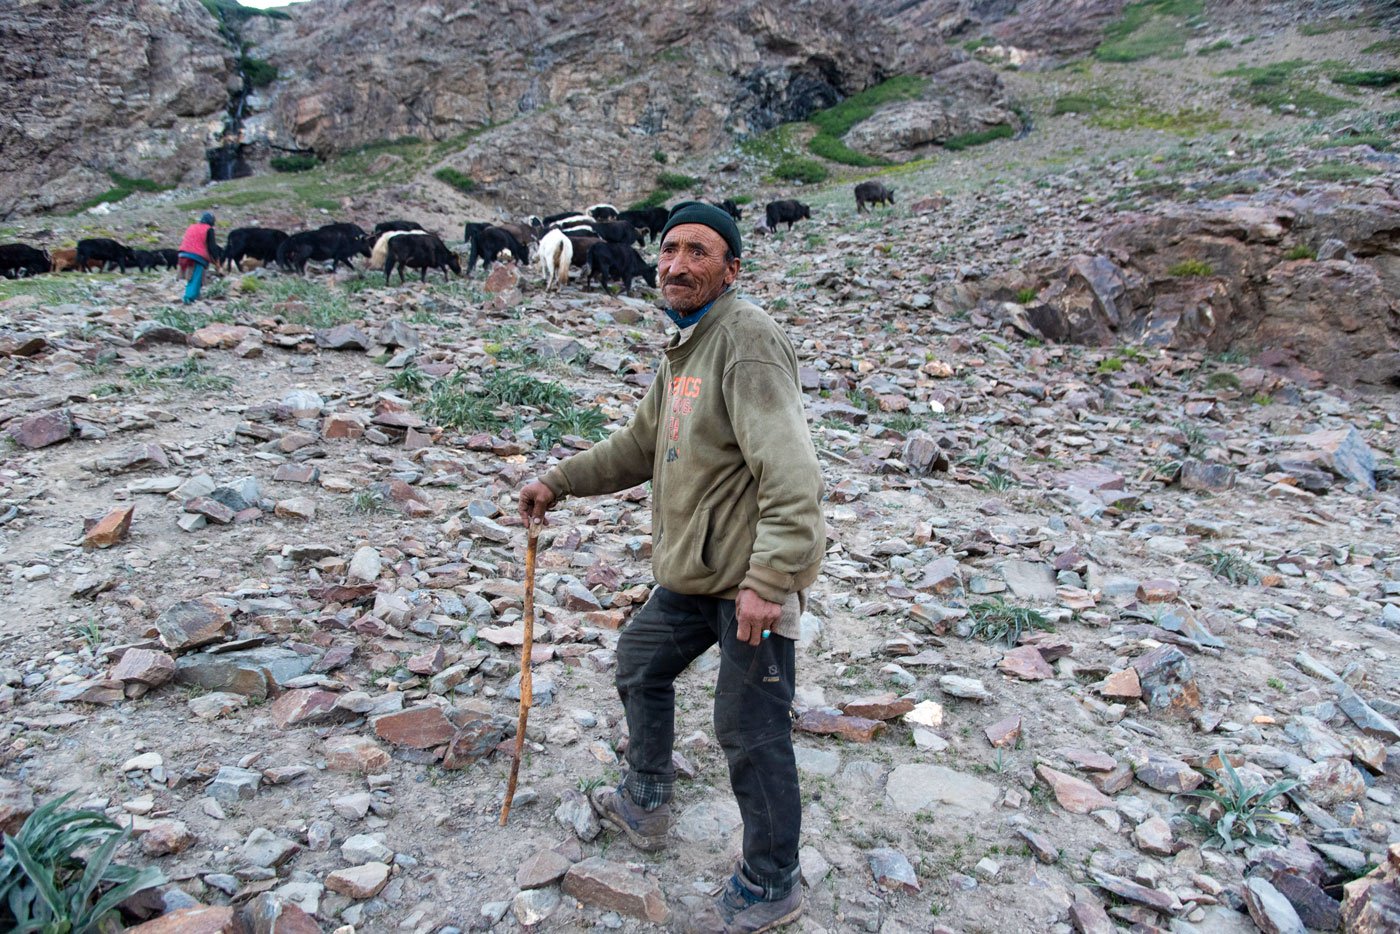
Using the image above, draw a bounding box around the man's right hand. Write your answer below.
[518,481,557,527]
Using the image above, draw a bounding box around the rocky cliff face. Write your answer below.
[0,0,236,218]
[240,0,1013,211]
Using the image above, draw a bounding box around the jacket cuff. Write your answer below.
[540,466,572,499]
[740,562,795,604]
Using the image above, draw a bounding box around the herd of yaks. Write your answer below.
[0,181,897,294]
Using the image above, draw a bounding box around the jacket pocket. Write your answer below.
[694,507,716,574]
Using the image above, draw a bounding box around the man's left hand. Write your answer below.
[736,588,783,646]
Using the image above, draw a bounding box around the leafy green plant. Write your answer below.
[1190,547,1257,584]
[351,489,389,514]
[1283,244,1316,261]
[388,365,428,396]
[1014,287,1038,304]
[482,370,573,410]
[1176,754,1299,851]
[943,125,1014,151]
[1197,38,1233,55]
[1205,371,1240,390]
[125,358,233,393]
[421,373,503,432]
[1168,259,1213,277]
[652,150,668,164]
[537,405,609,449]
[270,154,317,173]
[0,792,165,932]
[966,600,1052,646]
[434,167,476,193]
[628,190,670,211]
[1304,162,1375,182]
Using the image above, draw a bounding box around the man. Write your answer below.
[518,201,824,932]
[177,212,219,304]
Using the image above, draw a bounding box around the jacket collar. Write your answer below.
[665,288,738,360]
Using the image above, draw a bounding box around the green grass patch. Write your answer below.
[1283,244,1316,261]
[1304,162,1376,181]
[1092,106,1226,134]
[1362,39,1400,55]
[75,171,174,212]
[807,133,886,167]
[730,194,753,205]
[1169,259,1213,277]
[1299,17,1370,36]
[241,56,278,88]
[433,167,476,194]
[126,358,234,394]
[199,0,289,22]
[1095,0,1205,63]
[628,190,671,211]
[270,154,317,173]
[657,172,698,191]
[772,157,828,184]
[1196,39,1233,55]
[962,37,994,52]
[177,189,280,210]
[943,125,1014,151]
[1316,132,1393,151]
[1052,93,1113,115]
[1223,61,1354,116]
[231,277,356,327]
[1331,69,1400,88]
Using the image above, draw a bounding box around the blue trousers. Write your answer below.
[180,253,206,304]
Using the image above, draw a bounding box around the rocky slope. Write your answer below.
[0,0,236,218]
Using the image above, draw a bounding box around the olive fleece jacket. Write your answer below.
[540,290,825,629]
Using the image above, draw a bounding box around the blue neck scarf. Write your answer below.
[664,288,728,329]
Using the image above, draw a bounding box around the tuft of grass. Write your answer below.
[1283,244,1316,261]
[1362,39,1400,55]
[351,489,390,514]
[803,75,926,166]
[125,358,233,394]
[1331,69,1400,88]
[1176,753,1299,851]
[536,405,609,449]
[657,172,698,191]
[1205,371,1241,390]
[1190,547,1257,584]
[1052,94,1112,115]
[1299,17,1370,36]
[240,55,278,88]
[1095,0,1205,63]
[75,171,174,212]
[153,306,203,333]
[1304,162,1376,182]
[808,133,886,167]
[271,154,317,173]
[0,792,165,932]
[943,125,1014,151]
[434,167,476,194]
[882,413,927,433]
[652,150,667,164]
[966,600,1052,647]
[482,370,574,410]
[628,191,670,210]
[1196,39,1233,55]
[388,365,428,396]
[1014,287,1038,304]
[772,158,829,184]
[1168,259,1213,277]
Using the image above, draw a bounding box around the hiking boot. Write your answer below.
[589,784,670,851]
[685,870,804,933]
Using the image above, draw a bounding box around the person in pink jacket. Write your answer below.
[177,212,219,304]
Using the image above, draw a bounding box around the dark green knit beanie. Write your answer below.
[660,201,742,259]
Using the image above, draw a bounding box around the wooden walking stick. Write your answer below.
[500,521,541,826]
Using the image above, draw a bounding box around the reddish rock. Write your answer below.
[1341,843,1400,934]
[561,857,670,924]
[406,645,448,675]
[1133,754,1204,793]
[442,718,507,769]
[795,710,886,743]
[46,678,124,704]
[984,714,1022,748]
[1099,668,1142,699]
[273,497,316,519]
[139,819,195,856]
[582,609,627,629]
[322,413,365,440]
[1299,758,1366,808]
[484,262,520,293]
[1130,645,1200,715]
[10,408,73,449]
[1056,747,1116,772]
[517,849,573,889]
[841,693,916,721]
[270,689,345,729]
[126,906,235,934]
[1135,579,1180,603]
[914,556,961,593]
[1036,765,1114,814]
[374,705,457,749]
[273,463,319,484]
[999,645,1054,680]
[1069,891,1114,934]
[83,506,134,548]
[325,862,390,899]
[1052,466,1124,492]
[111,648,176,686]
[184,496,236,524]
[324,736,391,773]
[188,323,258,349]
[155,598,232,652]
[1089,763,1136,796]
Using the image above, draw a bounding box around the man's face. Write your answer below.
[658,223,740,315]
